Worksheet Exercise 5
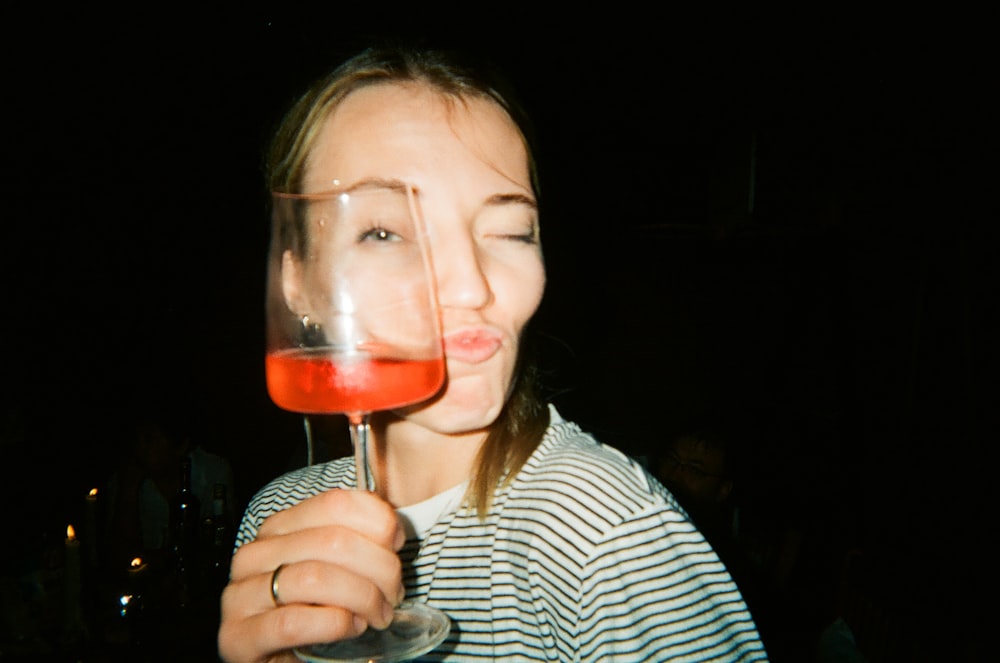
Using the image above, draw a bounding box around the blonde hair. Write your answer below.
[267,45,549,518]
[267,46,540,195]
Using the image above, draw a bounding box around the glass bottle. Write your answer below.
[204,483,231,593]
[168,455,201,609]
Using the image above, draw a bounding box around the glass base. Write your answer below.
[294,601,450,663]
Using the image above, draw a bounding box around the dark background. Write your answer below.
[3,12,995,660]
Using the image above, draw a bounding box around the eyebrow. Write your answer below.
[282,177,410,198]
[299,180,539,216]
[485,192,538,210]
[340,177,409,195]
[308,181,537,210]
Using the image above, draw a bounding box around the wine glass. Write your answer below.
[265,182,451,662]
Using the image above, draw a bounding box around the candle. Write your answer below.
[64,524,83,633]
[85,488,98,569]
[127,556,148,583]
[126,555,150,601]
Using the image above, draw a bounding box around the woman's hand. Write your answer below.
[218,489,406,663]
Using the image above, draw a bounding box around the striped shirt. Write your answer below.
[236,409,768,661]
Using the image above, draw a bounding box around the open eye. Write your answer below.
[358,226,402,243]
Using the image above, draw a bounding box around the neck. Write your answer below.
[370,415,485,507]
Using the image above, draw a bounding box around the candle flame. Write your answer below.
[88,488,98,497]
[130,557,143,568]
[66,524,76,539]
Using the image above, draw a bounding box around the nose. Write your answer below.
[432,232,493,310]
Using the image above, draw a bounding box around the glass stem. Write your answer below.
[349,412,374,492]
[302,416,315,467]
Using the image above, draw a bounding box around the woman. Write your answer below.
[219,45,767,662]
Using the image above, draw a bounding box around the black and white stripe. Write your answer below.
[237,412,768,661]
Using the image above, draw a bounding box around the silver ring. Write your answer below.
[270,563,286,607]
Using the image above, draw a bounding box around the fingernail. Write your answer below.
[381,602,395,627]
[352,615,367,634]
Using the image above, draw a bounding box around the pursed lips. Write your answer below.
[443,328,502,364]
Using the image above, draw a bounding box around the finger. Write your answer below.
[230,527,404,607]
[270,560,395,628]
[219,601,365,663]
[222,561,393,632]
[257,489,404,550]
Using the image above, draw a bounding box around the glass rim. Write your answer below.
[271,178,416,200]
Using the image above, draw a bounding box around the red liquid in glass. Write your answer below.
[266,349,445,414]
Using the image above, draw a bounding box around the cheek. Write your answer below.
[497,259,545,331]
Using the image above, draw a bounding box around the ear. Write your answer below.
[715,478,734,504]
[281,249,307,315]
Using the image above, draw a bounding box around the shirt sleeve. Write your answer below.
[577,505,768,661]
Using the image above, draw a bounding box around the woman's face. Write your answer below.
[299,81,545,435]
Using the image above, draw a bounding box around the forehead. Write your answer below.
[673,436,725,462]
[302,81,531,193]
